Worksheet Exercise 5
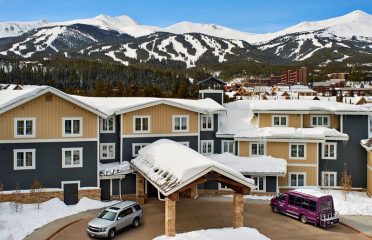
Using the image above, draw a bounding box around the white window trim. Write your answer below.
[218,183,232,190]
[271,115,288,127]
[133,115,151,133]
[289,143,306,160]
[322,142,337,160]
[221,140,235,154]
[251,176,266,192]
[310,115,330,127]
[62,147,83,168]
[62,117,83,137]
[100,143,115,159]
[132,143,150,157]
[14,118,36,138]
[201,114,214,131]
[172,115,189,133]
[178,141,190,147]
[13,149,36,170]
[249,142,266,156]
[321,171,337,187]
[289,172,307,187]
[200,140,214,155]
[61,180,80,190]
[100,116,115,133]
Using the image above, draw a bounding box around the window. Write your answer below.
[14,118,35,138]
[272,115,288,127]
[62,148,83,168]
[101,116,115,133]
[218,183,231,190]
[173,115,189,132]
[289,143,306,159]
[62,118,82,137]
[250,142,265,156]
[322,172,337,187]
[222,140,235,154]
[100,143,115,159]
[13,149,35,170]
[132,143,149,157]
[133,116,150,133]
[201,115,213,131]
[322,143,337,159]
[201,140,214,154]
[118,208,133,219]
[289,173,306,187]
[311,115,330,127]
[252,176,266,192]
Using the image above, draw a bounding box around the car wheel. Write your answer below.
[272,206,279,213]
[300,214,307,224]
[133,218,140,228]
[108,228,115,239]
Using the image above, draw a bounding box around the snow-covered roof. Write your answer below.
[208,153,287,176]
[99,162,132,176]
[71,95,225,116]
[360,138,372,152]
[131,139,255,196]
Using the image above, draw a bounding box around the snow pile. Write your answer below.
[153,227,269,240]
[99,161,132,176]
[294,187,372,215]
[208,153,287,176]
[0,197,118,240]
[131,139,254,194]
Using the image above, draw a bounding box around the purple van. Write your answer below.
[270,190,339,227]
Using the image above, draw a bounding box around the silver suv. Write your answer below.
[87,201,143,239]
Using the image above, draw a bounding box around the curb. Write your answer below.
[46,218,84,240]
[339,222,372,239]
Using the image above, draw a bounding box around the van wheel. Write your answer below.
[132,217,140,228]
[272,206,279,213]
[300,214,307,224]
[108,228,115,239]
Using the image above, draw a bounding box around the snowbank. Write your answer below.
[294,187,372,215]
[0,197,118,240]
[99,161,132,176]
[208,153,287,176]
[153,227,269,240]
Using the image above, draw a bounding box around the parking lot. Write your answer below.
[27,197,369,240]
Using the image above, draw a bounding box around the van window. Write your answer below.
[309,200,317,212]
[288,195,294,205]
[134,204,141,211]
[320,200,332,212]
[278,194,286,202]
[294,196,302,207]
[301,199,309,210]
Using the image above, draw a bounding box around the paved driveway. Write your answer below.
[28,197,369,240]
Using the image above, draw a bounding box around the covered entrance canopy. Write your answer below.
[131,139,255,237]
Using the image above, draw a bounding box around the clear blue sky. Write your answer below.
[0,0,371,33]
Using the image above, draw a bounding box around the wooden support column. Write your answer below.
[165,193,178,237]
[232,192,244,228]
[136,173,145,205]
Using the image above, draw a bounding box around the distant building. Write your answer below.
[280,67,308,85]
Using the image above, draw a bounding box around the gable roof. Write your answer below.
[197,77,227,86]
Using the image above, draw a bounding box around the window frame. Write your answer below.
[132,143,150,157]
[201,114,214,131]
[172,115,189,133]
[289,143,306,160]
[250,142,266,156]
[289,172,306,187]
[310,115,330,127]
[14,118,36,138]
[221,140,235,154]
[100,143,116,159]
[62,117,83,137]
[321,171,337,187]
[200,140,214,155]
[100,116,115,133]
[322,142,337,160]
[251,176,266,192]
[272,115,288,127]
[62,147,83,168]
[13,149,36,170]
[133,115,151,133]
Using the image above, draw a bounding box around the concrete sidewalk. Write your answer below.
[340,215,372,238]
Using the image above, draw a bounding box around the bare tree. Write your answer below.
[9,182,23,213]
[340,163,352,201]
[30,180,45,210]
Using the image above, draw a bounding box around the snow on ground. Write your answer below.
[294,187,372,215]
[153,227,269,240]
[0,197,117,240]
[222,194,273,201]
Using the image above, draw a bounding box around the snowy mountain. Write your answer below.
[0,10,371,67]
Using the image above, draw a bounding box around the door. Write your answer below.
[100,180,111,201]
[63,183,78,205]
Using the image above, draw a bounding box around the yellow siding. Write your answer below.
[267,142,317,164]
[259,113,301,128]
[122,104,198,135]
[238,141,249,157]
[368,152,372,167]
[0,93,98,140]
[279,166,318,187]
[303,114,339,129]
[368,168,372,196]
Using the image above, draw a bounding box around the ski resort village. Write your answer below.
[0,2,372,240]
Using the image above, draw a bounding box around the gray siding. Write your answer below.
[0,141,98,191]
[203,92,223,105]
[266,176,277,192]
[111,174,136,195]
[200,114,220,154]
[99,115,121,163]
